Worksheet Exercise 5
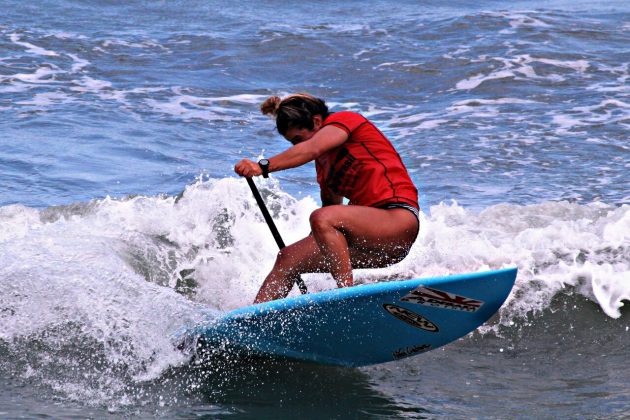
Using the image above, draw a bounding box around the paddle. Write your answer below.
[245,177,308,294]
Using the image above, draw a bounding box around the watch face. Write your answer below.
[259,159,269,166]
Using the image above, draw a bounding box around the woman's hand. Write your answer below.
[234,159,263,177]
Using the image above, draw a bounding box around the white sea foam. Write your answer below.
[145,90,267,121]
[537,57,589,72]
[455,54,591,90]
[549,98,630,133]
[1,178,628,405]
[101,38,168,51]
[260,22,374,36]
[16,91,76,107]
[69,75,114,96]
[381,96,539,137]
[416,119,449,130]
[0,212,201,389]
[9,33,59,57]
[409,201,629,320]
[10,65,63,84]
[207,93,269,104]
[449,97,539,111]
[485,11,552,36]
[505,12,552,29]
[0,204,41,242]
[374,60,414,70]
[443,47,472,59]
[49,31,88,40]
[389,112,434,125]
[456,69,515,90]
[2,179,627,321]
[67,53,90,73]
[0,83,32,94]
[353,49,372,60]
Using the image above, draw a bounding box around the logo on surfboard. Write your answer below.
[383,304,439,332]
[400,286,484,313]
[392,343,432,359]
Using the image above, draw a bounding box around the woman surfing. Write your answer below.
[235,93,420,303]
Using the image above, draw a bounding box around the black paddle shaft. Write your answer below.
[245,177,308,294]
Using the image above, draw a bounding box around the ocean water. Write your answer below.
[1,0,629,418]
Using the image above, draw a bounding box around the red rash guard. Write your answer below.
[315,111,419,209]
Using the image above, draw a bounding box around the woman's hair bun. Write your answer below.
[260,96,282,116]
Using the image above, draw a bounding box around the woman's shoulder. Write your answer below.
[325,110,366,121]
[324,111,367,133]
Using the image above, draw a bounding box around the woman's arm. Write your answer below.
[234,125,347,178]
[268,125,347,172]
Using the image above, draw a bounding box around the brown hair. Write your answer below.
[260,93,329,135]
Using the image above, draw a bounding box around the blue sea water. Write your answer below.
[1,0,629,418]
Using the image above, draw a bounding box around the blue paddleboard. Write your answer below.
[187,267,517,367]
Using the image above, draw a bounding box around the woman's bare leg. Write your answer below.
[254,235,327,303]
[254,205,419,303]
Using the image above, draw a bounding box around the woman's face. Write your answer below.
[283,115,323,145]
[283,126,317,145]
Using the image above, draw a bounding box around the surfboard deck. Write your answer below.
[186,268,517,367]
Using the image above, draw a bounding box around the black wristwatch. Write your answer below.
[258,159,270,178]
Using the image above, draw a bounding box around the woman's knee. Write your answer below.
[309,207,337,234]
